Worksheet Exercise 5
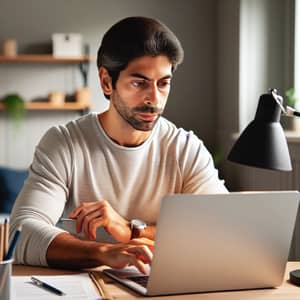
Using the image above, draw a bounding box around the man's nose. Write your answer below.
[144,83,160,106]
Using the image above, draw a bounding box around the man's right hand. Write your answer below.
[46,232,154,274]
[98,238,154,274]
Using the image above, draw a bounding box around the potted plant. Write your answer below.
[1,94,26,126]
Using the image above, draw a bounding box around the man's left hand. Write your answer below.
[69,200,131,242]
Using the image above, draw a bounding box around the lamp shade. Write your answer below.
[228,92,292,171]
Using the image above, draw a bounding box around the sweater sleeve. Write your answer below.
[180,132,228,194]
[9,125,73,266]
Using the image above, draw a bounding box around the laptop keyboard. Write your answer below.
[129,276,149,288]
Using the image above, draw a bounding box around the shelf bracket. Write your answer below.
[79,60,89,87]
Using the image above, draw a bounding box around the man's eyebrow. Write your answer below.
[130,73,172,80]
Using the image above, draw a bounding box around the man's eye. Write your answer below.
[158,81,171,88]
[132,81,146,87]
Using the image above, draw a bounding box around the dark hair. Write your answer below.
[97,16,184,99]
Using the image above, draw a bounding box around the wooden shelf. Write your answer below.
[0,55,92,63]
[0,102,91,111]
[0,55,92,115]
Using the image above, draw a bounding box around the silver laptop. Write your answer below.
[103,191,299,296]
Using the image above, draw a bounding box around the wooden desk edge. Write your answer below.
[12,262,300,300]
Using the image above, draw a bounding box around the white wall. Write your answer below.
[216,0,240,187]
[294,0,300,104]
[216,0,294,189]
[239,0,294,131]
[0,0,219,169]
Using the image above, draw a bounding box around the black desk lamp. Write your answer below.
[227,88,300,171]
[228,88,300,285]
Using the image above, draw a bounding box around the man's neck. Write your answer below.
[98,111,152,147]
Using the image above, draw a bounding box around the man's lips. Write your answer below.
[137,113,158,122]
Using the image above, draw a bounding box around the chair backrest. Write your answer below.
[0,167,28,213]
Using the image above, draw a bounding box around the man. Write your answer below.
[10,17,227,274]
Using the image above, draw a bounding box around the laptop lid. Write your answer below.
[105,191,299,296]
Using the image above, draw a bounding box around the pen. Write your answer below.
[4,225,22,260]
[31,277,66,296]
[60,218,76,222]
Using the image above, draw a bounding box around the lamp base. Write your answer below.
[289,269,300,286]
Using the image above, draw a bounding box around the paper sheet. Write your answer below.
[12,273,101,300]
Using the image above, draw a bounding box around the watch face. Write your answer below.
[131,219,147,229]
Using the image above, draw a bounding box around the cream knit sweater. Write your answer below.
[10,113,227,266]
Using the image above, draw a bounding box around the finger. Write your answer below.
[86,216,106,240]
[69,206,83,219]
[75,205,102,234]
[76,213,85,234]
[70,201,101,219]
[127,254,149,275]
[81,210,103,238]
[129,238,155,251]
[127,245,153,264]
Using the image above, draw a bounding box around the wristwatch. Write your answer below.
[130,219,147,239]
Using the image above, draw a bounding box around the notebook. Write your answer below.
[104,191,299,296]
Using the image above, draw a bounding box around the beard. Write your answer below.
[111,92,164,131]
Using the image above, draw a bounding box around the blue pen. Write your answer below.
[31,277,66,296]
[4,225,22,260]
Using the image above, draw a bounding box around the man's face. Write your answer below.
[110,55,172,131]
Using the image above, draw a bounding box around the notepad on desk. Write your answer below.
[12,273,101,300]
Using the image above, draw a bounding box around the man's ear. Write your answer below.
[99,67,113,96]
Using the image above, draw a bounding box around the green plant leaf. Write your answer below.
[213,147,223,168]
[285,88,296,108]
[2,94,25,125]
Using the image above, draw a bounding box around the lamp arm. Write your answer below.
[271,89,287,114]
[271,88,300,118]
[286,106,300,117]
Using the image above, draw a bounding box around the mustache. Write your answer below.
[133,105,163,114]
